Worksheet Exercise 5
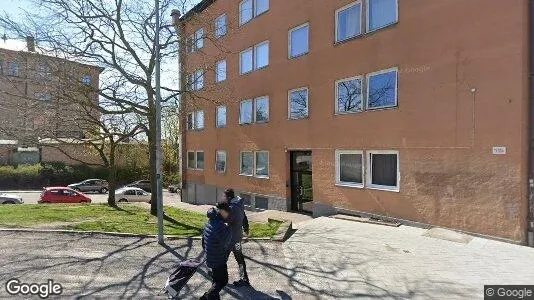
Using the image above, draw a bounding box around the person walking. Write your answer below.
[201,202,232,300]
[222,188,250,287]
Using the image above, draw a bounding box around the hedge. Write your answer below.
[0,163,154,190]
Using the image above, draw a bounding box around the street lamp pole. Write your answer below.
[155,0,164,245]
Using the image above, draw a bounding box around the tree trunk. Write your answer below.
[107,145,117,207]
[148,98,158,215]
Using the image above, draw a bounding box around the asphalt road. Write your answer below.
[1,190,181,205]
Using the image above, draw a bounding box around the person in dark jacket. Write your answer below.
[222,188,250,287]
[201,203,232,300]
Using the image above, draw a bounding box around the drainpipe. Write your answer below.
[171,9,187,202]
[528,0,534,247]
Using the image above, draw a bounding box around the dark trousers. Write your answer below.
[231,242,249,282]
[206,264,228,300]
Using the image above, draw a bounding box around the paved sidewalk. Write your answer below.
[1,217,533,299]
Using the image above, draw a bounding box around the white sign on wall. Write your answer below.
[492,147,507,155]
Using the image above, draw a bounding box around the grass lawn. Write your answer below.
[0,204,281,238]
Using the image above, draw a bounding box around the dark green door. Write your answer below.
[290,151,313,212]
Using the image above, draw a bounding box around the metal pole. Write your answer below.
[155,0,164,245]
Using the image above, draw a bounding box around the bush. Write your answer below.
[0,163,150,190]
[163,172,181,188]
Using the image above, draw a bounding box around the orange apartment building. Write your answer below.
[174,0,534,245]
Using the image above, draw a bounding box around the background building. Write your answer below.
[0,37,102,165]
[177,0,532,245]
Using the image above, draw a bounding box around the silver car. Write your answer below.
[68,179,109,194]
[0,193,23,204]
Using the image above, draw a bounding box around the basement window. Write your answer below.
[336,150,364,188]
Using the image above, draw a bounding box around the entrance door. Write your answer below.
[290,151,313,212]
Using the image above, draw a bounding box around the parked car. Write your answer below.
[115,187,151,203]
[168,184,181,194]
[68,179,109,194]
[38,187,91,204]
[126,180,151,192]
[0,193,23,204]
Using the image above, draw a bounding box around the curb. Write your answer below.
[0,228,281,242]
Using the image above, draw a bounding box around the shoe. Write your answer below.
[232,279,251,287]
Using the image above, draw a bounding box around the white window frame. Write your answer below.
[254,150,269,178]
[239,0,269,26]
[366,150,400,192]
[187,151,196,169]
[335,150,364,188]
[215,150,227,173]
[215,14,227,38]
[254,96,269,123]
[239,99,253,124]
[239,47,253,75]
[187,112,195,130]
[239,0,253,25]
[239,151,254,176]
[366,0,399,33]
[335,0,363,43]
[195,110,205,130]
[216,105,227,128]
[288,23,309,59]
[288,87,309,120]
[335,75,364,114]
[215,60,227,83]
[254,41,269,70]
[365,67,398,110]
[196,150,205,170]
[195,28,204,50]
[194,69,204,90]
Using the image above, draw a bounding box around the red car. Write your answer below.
[38,187,91,204]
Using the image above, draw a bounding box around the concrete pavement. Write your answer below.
[1,217,534,299]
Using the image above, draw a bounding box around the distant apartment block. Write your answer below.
[174,0,533,245]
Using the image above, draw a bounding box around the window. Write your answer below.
[188,111,204,130]
[216,106,227,128]
[289,23,309,58]
[240,48,253,74]
[368,0,398,32]
[240,151,254,176]
[336,150,364,187]
[240,96,269,124]
[187,151,196,169]
[254,96,269,123]
[216,150,227,173]
[7,62,19,76]
[196,151,205,170]
[255,151,269,177]
[215,14,227,38]
[366,68,398,110]
[194,69,204,90]
[336,76,363,114]
[216,60,227,83]
[195,111,205,130]
[195,28,204,50]
[187,113,194,130]
[34,92,51,102]
[240,41,269,75]
[254,42,269,70]
[37,64,52,79]
[239,0,253,25]
[82,75,92,85]
[240,0,269,25]
[239,100,253,124]
[289,87,309,119]
[367,151,399,191]
[187,28,204,53]
[336,1,362,42]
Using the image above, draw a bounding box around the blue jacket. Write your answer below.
[202,208,232,268]
[228,196,249,245]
